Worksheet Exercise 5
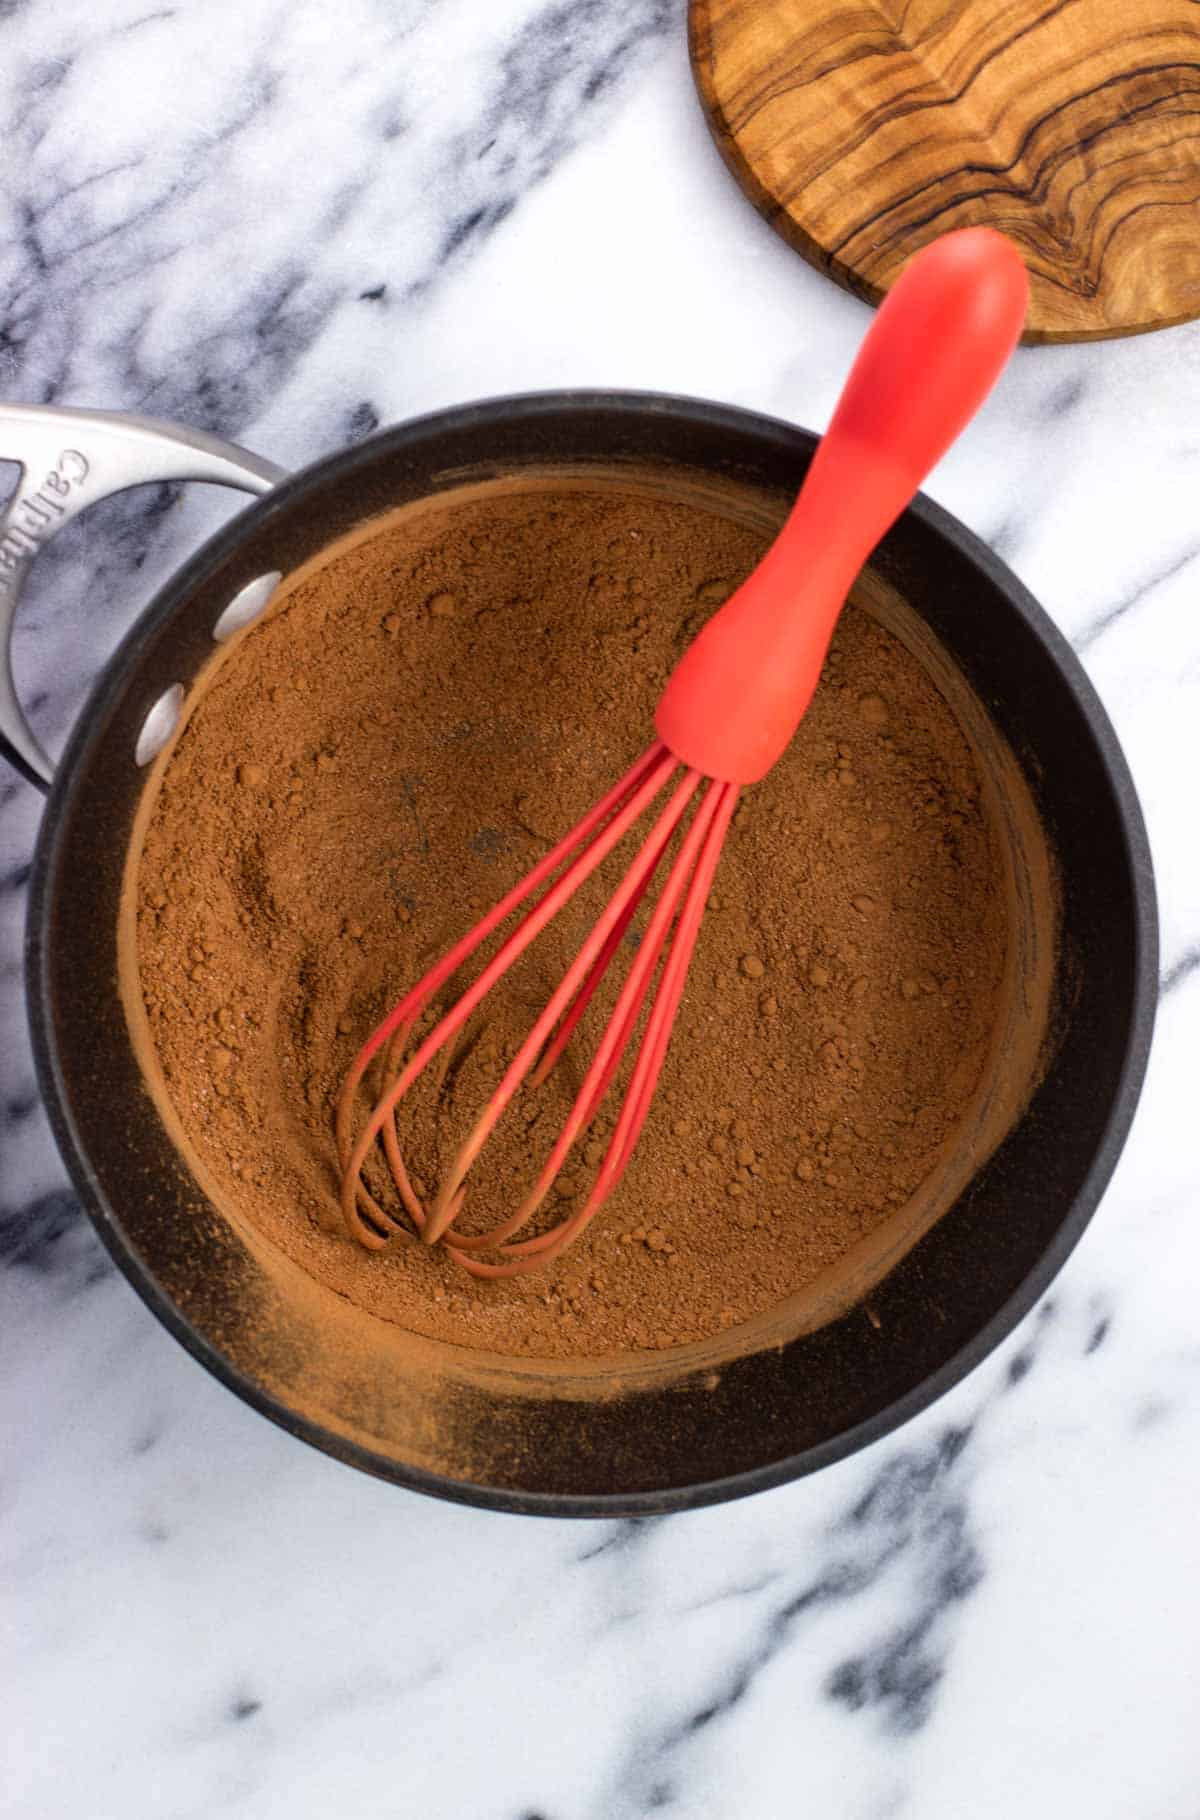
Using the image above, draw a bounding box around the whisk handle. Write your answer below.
[655,228,1029,783]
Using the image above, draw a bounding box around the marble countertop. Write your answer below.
[3,4,1198,1815]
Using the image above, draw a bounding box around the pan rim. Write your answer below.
[25,388,1158,1516]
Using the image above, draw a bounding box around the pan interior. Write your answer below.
[111,459,1058,1492]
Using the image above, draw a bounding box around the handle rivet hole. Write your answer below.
[135,684,184,767]
[213,571,281,642]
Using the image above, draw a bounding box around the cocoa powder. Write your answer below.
[133,477,1009,1358]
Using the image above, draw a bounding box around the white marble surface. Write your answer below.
[3,4,1199,1816]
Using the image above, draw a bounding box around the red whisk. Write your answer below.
[337,228,1029,1277]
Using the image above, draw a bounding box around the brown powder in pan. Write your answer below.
[133,479,1008,1358]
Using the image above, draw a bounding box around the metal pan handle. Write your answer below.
[0,404,286,791]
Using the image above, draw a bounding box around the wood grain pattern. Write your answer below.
[689,0,1200,342]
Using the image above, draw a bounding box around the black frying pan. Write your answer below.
[2,393,1156,1514]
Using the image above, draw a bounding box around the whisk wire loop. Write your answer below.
[337,744,738,1270]
[337,741,678,1244]
[445,777,738,1278]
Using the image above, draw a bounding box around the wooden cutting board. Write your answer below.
[689,0,1200,342]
